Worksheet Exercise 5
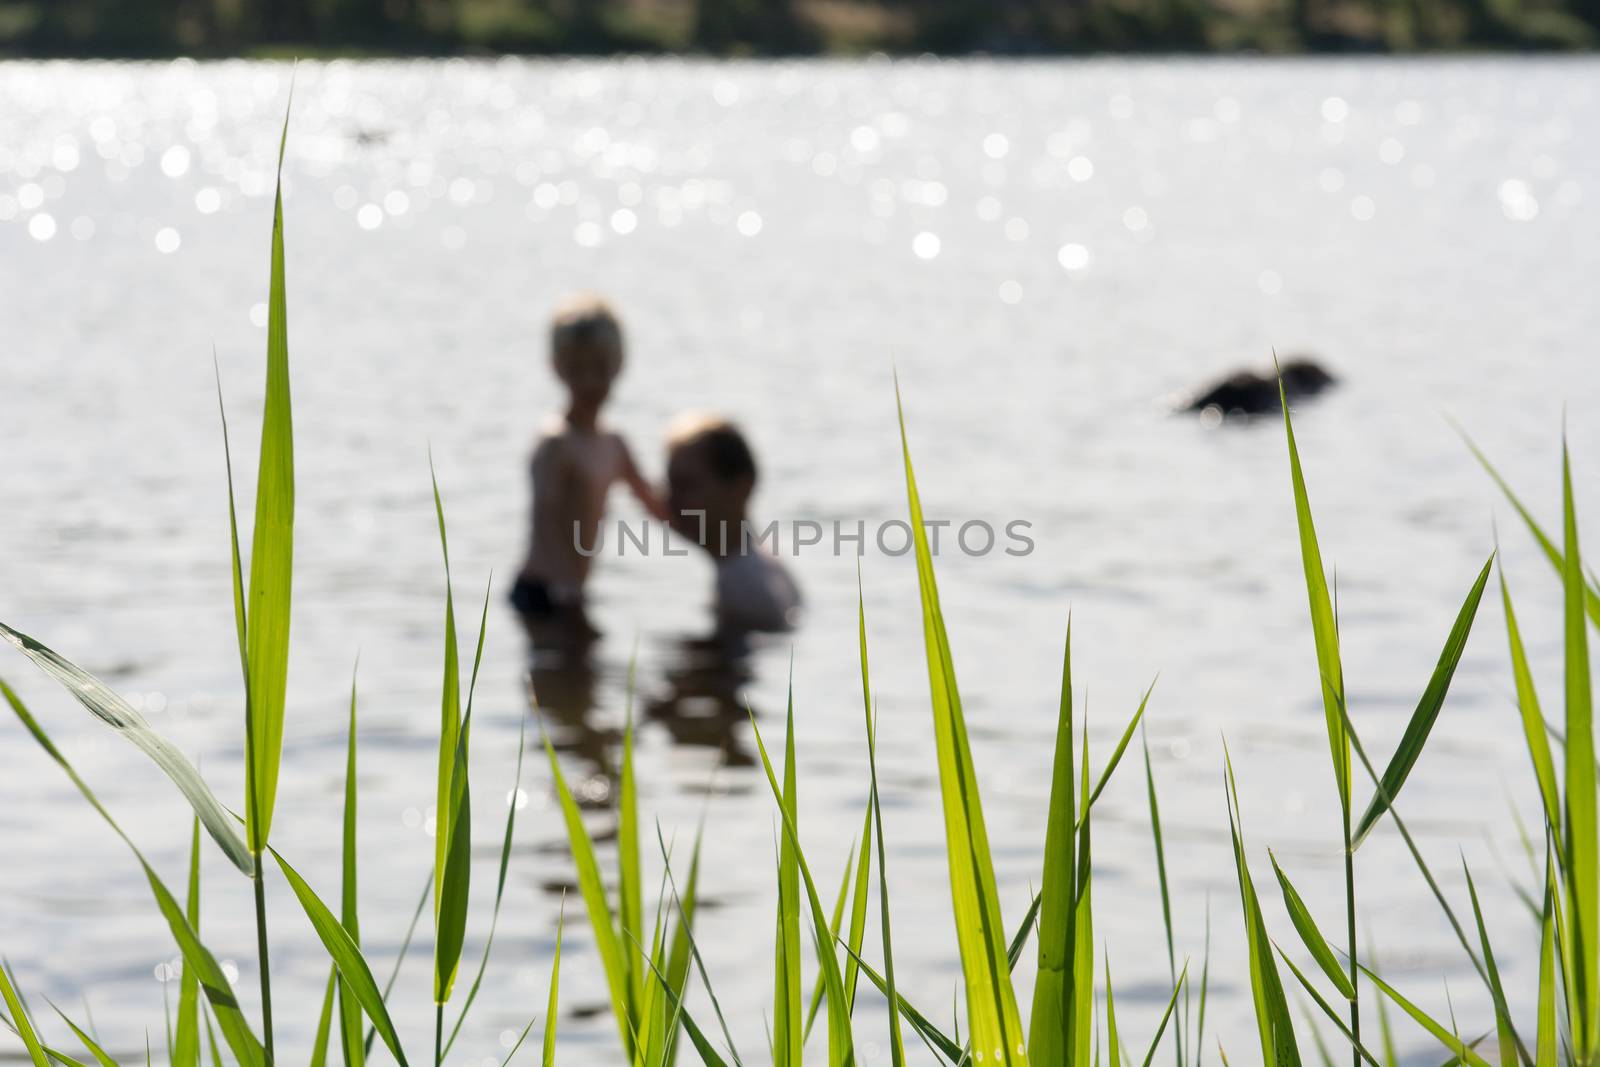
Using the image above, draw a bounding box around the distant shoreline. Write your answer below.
[4,41,1597,60]
[5,0,1595,62]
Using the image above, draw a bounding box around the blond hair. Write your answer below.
[550,293,624,379]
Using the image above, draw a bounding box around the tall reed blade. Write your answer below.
[174,819,203,1067]
[1267,854,1354,1000]
[1277,374,1349,811]
[749,701,858,1067]
[47,1002,117,1067]
[1141,727,1181,1067]
[1028,624,1077,1063]
[443,710,527,1061]
[1351,556,1494,847]
[617,672,647,1058]
[340,669,365,1067]
[267,850,408,1067]
[895,382,1026,1066]
[1501,566,1562,842]
[773,688,803,1067]
[1537,849,1558,1067]
[1560,437,1598,1062]
[0,963,48,1067]
[1278,371,1356,1064]
[859,589,906,1067]
[0,623,253,875]
[1223,752,1302,1067]
[540,724,632,1059]
[1071,722,1094,1067]
[1356,968,1491,1067]
[1,681,264,1067]
[244,95,295,854]
[1458,427,1600,626]
[543,904,563,1067]
[429,466,472,1014]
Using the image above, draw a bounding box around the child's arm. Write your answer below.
[618,439,668,521]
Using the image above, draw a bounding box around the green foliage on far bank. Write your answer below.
[0,0,1593,58]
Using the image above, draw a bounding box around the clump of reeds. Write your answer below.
[0,109,1594,1067]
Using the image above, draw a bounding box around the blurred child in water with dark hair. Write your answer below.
[664,413,801,636]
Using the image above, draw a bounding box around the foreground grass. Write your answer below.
[0,108,1593,1067]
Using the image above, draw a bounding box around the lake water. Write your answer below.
[2,55,1597,1065]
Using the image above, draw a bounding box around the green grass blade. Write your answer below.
[1224,750,1302,1067]
[0,963,48,1067]
[1333,693,1506,1014]
[1079,678,1157,822]
[1537,850,1558,1067]
[45,1003,117,1067]
[805,841,857,1041]
[434,713,473,1008]
[363,872,431,1059]
[1107,958,1121,1067]
[1137,961,1190,1067]
[654,825,744,1067]
[1500,566,1562,845]
[543,904,563,1067]
[496,1018,534,1067]
[267,849,407,1067]
[2,682,263,1067]
[203,1007,223,1067]
[429,462,466,1008]
[540,727,632,1058]
[339,669,364,1067]
[1375,970,1397,1067]
[1007,891,1044,971]
[1278,374,1350,811]
[844,802,873,1014]
[772,686,803,1067]
[1142,728,1177,984]
[635,943,736,1067]
[1457,426,1600,627]
[1352,556,1494,847]
[174,819,202,1067]
[1029,622,1077,1062]
[1357,967,1491,1067]
[1267,853,1354,1000]
[243,103,295,851]
[750,701,858,1067]
[617,663,647,1055]
[309,969,337,1067]
[658,828,703,1067]
[1459,859,1525,1067]
[1141,727,1186,1067]
[1560,438,1599,1061]
[442,714,527,1060]
[859,587,907,1067]
[844,950,963,1064]
[896,382,1026,1066]
[0,630,253,875]
[1071,729,1095,1067]
[1273,949,1382,1067]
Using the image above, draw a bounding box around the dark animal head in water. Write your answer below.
[1182,355,1337,419]
[1280,357,1336,395]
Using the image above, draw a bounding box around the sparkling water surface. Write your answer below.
[2,55,1598,1065]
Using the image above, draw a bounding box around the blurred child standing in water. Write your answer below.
[512,295,664,635]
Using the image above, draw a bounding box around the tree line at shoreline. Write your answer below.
[2,0,1594,58]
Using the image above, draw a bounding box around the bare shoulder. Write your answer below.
[530,421,577,473]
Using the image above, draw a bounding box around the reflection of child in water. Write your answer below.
[511,295,665,633]
[664,413,801,636]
